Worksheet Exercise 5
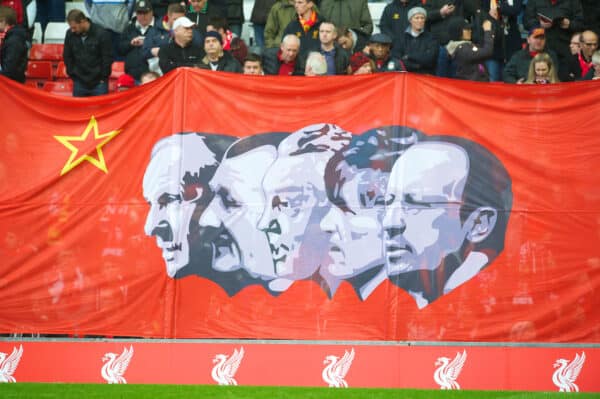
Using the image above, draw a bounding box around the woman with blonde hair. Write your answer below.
[525,53,559,84]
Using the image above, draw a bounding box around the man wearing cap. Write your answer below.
[391,6,438,75]
[367,33,400,72]
[118,0,159,81]
[198,30,242,72]
[503,27,559,83]
[524,0,583,62]
[379,0,421,43]
[158,16,205,74]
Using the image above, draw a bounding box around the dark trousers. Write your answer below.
[73,79,108,97]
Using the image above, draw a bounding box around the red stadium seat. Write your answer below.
[42,81,73,96]
[25,61,54,87]
[29,43,64,62]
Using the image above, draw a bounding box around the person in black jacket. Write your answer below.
[391,6,438,75]
[197,30,242,72]
[379,0,420,44]
[282,0,322,54]
[64,9,113,97]
[118,0,160,81]
[0,5,27,83]
[446,18,494,81]
[159,16,206,74]
[295,20,348,75]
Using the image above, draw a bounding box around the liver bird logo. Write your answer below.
[322,348,355,388]
[0,345,23,383]
[552,352,586,392]
[211,347,244,385]
[101,346,134,384]
[434,350,467,390]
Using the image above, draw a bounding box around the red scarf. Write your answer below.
[578,52,593,77]
[299,11,317,33]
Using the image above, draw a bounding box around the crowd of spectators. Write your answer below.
[0,0,599,96]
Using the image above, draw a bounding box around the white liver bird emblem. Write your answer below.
[211,347,244,385]
[0,345,23,383]
[322,348,355,388]
[434,350,467,390]
[101,346,134,384]
[552,352,586,392]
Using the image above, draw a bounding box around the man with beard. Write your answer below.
[258,124,352,296]
[142,133,235,287]
[320,126,421,300]
[199,133,288,293]
[383,136,512,308]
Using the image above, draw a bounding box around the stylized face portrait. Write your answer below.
[143,134,228,278]
[321,167,388,278]
[383,142,470,275]
[200,134,286,279]
[258,124,351,286]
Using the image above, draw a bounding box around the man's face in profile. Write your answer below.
[383,142,470,275]
[143,136,216,277]
[200,145,277,279]
[320,167,388,277]
[258,156,328,280]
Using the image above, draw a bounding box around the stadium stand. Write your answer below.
[25,61,54,88]
[42,80,74,96]
[44,22,69,44]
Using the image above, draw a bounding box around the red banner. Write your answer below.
[0,69,599,342]
[0,340,598,391]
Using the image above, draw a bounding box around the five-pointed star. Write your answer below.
[54,116,121,176]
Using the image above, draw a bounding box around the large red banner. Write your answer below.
[0,69,599,342]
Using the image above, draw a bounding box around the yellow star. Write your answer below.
[54,116,121,176]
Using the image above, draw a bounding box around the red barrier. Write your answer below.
[0,340,597,391]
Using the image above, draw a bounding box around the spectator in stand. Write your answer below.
[446,18,494,82]
[264,0,295,48]
[580,0,600,35]
[224,0,244,37]
[282,0,322,54]
[336,26,368,55]
[243,52,264,74]
[496,0,524,62]
[85,0,134,60]
[143,3,187,74]
[262,33,300,75]
[525,52,559,84]
[348,51,375,74]
[207,16,234,50]
[524,0,583,63]
[2,0,35,40]
[118,0,159,82]
[250,0,277,48]
[319,0,372,43]
[0,5,26,83]
[366,33,399,72]
[140,70,159,83]
[471,2,506,82]
[424,0,466,77]
[303,50,326,75]
[158,16,205,73]
[229,36,248,65]
[391,6,438,75]
[569,31,582,55]
[36,0,65,32]
[503,27,559,84]
[295,20,348,75]
[186,0,215,34]
[379,0,420,44]
[64,9,113,97]
[198,30,242,71]
[560,30,598,81]
[582,50,600,80]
